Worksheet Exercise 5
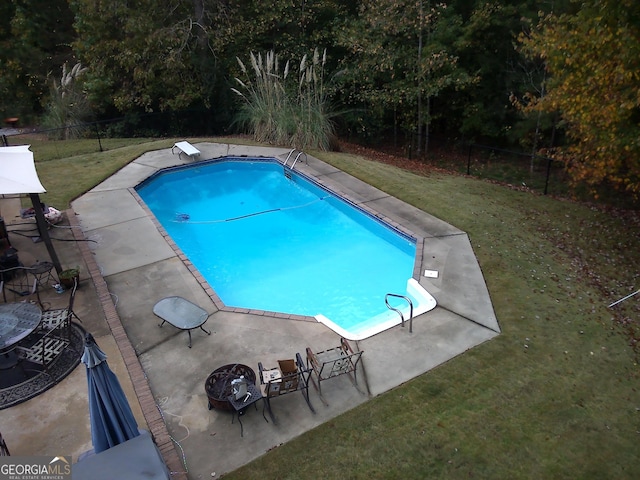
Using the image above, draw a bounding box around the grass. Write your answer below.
[24,138,640,478]
[231,151,640,479]
[35,140,173,208]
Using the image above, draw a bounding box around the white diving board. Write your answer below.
[172,141,201,161]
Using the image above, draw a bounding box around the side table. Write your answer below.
[226,382,267,437]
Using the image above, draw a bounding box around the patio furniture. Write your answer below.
[258,353,315,423]
[306,337,364,405]
[227,381,267,437]
[205,363,257,411]
[15,326,69,373]
[28,261,56,306]
[153,296,211,348]
[0,302,42,369]
[40,276,79,341]
[0,262,34,304]
[0,260,55,308]
[0,246,18,270]
[11,301,70,374]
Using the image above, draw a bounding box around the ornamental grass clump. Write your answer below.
[42,62,91,140]
[232,49,336,151]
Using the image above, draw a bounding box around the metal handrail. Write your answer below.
[291,151,307,169]
[282,149,307,170]
[385,293,414,333]
[283,148,296,168]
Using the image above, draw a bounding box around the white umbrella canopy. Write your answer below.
[0,145,61,274]
[0,145,46,194]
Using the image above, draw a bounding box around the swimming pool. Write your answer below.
[136,157,436,339]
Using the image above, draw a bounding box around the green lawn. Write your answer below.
[29,138,640,479]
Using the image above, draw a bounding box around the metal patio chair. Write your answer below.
[1,261,56,308]
[306,337,364,405]
[258,353,315,423]
[40,276,80,341]
[15,324,69,374]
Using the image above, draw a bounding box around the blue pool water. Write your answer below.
[136,158,436,339]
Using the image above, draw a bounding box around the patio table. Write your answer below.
[0,302,42,368]
[153,296,211,348]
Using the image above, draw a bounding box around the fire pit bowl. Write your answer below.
[205,363,256,411]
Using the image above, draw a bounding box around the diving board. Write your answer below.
[172,141,200,161]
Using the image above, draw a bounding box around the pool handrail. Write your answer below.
[385,293,414,333]
[282,149,307,170]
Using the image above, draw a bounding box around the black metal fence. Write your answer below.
[466,143,568,196]
[1,109,226,157]
[1,117,570,197]
[1,122,152,163]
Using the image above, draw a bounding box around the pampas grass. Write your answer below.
[232,49,336,151]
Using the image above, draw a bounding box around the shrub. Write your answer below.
[232,49,337,151]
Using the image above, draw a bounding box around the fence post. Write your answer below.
[544,157,552,195]
[94,123,103,152]
[467,144,472,175]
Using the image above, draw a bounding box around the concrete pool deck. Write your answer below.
[0,142,499,478]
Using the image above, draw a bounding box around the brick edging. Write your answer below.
[67,210,187,479]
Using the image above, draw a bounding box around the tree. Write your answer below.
[221,0,353,61]
[519,0,640,202]
[452,1,527,142]
[333,0,473,153]
[0,0,76,121]
[70,0,226,114]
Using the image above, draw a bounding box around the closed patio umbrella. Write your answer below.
[81,333,140,453]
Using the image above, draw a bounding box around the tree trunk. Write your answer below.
[192,0,207,49]
[416,0,424,157]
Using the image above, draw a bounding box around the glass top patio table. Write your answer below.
[153,296,211,348]
[0,302,42,350]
